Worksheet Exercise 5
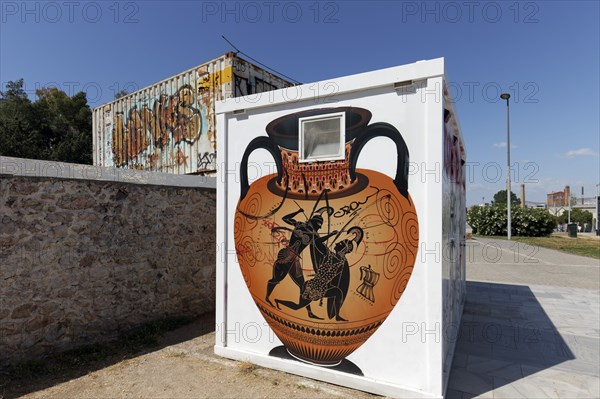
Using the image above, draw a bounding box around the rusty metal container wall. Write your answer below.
[93,53,294,174]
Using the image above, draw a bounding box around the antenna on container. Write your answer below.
[221,35,301,84]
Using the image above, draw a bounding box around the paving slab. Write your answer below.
[447,238,600,398]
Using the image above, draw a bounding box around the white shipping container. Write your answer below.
[215,58,466,398]
[92,52,294,174]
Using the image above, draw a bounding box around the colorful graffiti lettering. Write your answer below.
[174,148,189,167]
[112,85,202,166]
[443,111,465,187]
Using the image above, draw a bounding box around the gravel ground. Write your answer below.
[3,313,380,399]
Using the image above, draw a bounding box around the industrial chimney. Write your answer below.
[565,186,571,206]
[520,184,526,208]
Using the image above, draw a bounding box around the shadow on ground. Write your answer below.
[0,313,216,399]
[446,281,576,398]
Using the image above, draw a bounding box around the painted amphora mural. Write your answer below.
[234,107,419,366]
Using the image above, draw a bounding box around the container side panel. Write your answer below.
[95,68,211,173]
[221,82,442,396]
[441,79,467,392]
[92,58,221,174]
[92,54,294,174]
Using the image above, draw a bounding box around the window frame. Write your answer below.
[298,111,346,163]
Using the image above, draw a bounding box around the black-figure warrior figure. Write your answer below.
[265,206,333,320]
[276,227,364,322]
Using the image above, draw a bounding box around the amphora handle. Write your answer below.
[240,136,283,200]
[349,123,410,200]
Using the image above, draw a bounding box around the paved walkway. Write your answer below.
[465,237,599,289]
[7,238,600,398]
[447,237,600,398]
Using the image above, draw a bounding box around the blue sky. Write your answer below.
[1,1,598,205]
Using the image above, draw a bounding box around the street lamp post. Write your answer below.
[596,183,600,236]
[500,93,512,240]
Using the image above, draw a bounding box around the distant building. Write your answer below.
[524,201,546,209]
[547,185,571,207]
[546,185,599,232]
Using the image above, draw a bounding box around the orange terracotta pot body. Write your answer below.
[234,107,419,366]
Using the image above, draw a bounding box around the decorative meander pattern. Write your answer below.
[277,142,355,195]
[258,303,385,349]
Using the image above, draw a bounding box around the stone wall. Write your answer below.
[0,157,216,366]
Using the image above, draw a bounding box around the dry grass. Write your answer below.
[485,234,600,259]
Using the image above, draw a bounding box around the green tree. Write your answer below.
[0,79,47,159]
[35,87,92,164]
[557,208,593,225]
[0,80,92,164]
[1,78,28,100]
[492,190,520,206]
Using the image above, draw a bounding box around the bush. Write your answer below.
[557,208,593,225]
[467,205,556,237]
[512,208,557,237]
[467,206,507,236]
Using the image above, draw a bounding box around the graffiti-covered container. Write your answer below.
[234,107,419,366]
[92,52,294,174]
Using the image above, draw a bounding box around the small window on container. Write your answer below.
[299,112,345,163]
